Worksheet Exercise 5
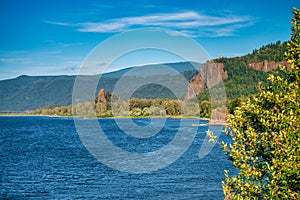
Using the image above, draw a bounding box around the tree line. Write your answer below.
[33,92,200,118]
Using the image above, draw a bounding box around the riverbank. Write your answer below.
[0,113,208,120]
[0,113,232,126]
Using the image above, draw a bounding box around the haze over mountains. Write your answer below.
[0,62,201,111]
[0,41,288,112]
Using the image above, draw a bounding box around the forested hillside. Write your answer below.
[197,41,288,116]
[217,41,287,98]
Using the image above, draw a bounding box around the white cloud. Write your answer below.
[181,20,256,38]
[43,20,72,26]
[45,11,256,37]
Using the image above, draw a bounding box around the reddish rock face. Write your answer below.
[185,60,289,101]
[97,89,107,103]
[184,74,206,101]
[209,107,229,125]
[247,60,289,72]
[184,62,228,101]
[199,62,228,89]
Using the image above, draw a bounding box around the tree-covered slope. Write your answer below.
[197,41,287,101]
[217,41,287,98]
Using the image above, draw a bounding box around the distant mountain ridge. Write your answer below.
[0,41,288,112]
[0,62,201,111]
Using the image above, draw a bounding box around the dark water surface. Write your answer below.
[1,116,234,199]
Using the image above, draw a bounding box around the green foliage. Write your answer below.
[196,41,287,116]
[128,98,182,116]
[244,41,288,63]
[34,92,187,117]
[34,105,72,116]
[227,97,244,114]
[161,100,181,115]
[129,107,143,117]
[222,8,300,199]
[199,100,211,118]
[203,40,287,116]
[73,102,95,117]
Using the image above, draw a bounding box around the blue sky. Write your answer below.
[0,0,298,80]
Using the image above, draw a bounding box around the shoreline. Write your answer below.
[0,113,210,121]
[0,114,229,126]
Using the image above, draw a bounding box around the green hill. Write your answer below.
[197,41,288,114]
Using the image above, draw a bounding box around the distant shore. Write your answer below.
[0,113,230,126]
[0,113,209,120]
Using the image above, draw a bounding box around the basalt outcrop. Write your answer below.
[247,60,289,72]
[97,89,107,103]
[95,89,107,113]
[185,60,289,101]
[184,62,228,101]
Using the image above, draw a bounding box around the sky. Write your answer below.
[0,0,299,80]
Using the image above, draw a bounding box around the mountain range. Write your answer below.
[0,62,201,111]
[0,41,288,112]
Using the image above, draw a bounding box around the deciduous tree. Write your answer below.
[221,8,300,199]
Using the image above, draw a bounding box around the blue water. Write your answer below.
[0,116,234,199]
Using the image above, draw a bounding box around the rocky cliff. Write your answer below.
[95,89,107,113]
[184,62,228,100]
[185,60,289,101]
[97,89,107,103]
[247,60,289,72]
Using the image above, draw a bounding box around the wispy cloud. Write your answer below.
[45,11,256,37]
[0,51,33,65]
[43,20,71,26]
[43,40,85,48]
[0,50,83,80]
[180,20,256,38]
